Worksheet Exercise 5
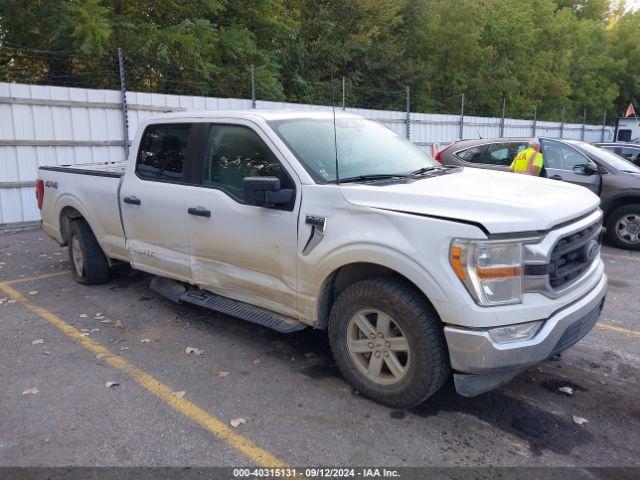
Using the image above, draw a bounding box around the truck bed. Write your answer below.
[40,161,126,178]
[38,161,127,262]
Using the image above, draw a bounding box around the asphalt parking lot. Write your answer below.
[1,227,639,471]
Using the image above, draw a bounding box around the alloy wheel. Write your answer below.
[346,309,410,386]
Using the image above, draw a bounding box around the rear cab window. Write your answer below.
[136,123,193,182]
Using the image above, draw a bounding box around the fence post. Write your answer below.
[499,97,506,138]
[560,107,565,138]
[532,105,537,137]
[251,64,256,109]
[342,77,346,110]
[117,48,129,159]
[459,93,465,140]
[581,108,587,140]
[405,86,411,140]
[601,109,607,142]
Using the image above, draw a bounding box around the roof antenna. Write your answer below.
[331,73,340,184]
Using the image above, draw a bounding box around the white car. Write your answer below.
[37,110,607,407]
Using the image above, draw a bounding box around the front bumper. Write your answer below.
[444,272,607,396]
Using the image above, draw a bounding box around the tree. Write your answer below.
[0,0,638,122]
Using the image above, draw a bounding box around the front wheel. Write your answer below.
[328,278,450,408]
[606,204,640,250]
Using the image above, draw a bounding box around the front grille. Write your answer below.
[550,298,605,357]
[525,220,602,291]
[549,221,601,289]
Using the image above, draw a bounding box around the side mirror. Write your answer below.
[242,176,293,207]
[572,163,598,176]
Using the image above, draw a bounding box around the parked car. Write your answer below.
[437,137,640,250]
[595,142,640,166]
[37,111,606,407]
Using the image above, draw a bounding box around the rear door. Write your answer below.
[541,139,601,194]
[182,120,300,318]
[119,122,199,282]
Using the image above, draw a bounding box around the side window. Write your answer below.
[202,124,292,204]
[455,145,487,164]
[617,129,632,142]
[619,147,640,163]
[543,141,589,170]
[484,142,527,166]
[137,124,192,182]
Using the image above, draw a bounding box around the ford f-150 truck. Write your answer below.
[37,110,607,408]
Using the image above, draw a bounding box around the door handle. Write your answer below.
[549,175,563,180]
[123,195,141,205]
[187,206,211,218]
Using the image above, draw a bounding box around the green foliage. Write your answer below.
[0,0,638,122]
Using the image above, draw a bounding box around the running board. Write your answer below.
[149,276,307,334]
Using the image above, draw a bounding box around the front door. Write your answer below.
[120,122,198,282]
[541,139,601,194]
[183,121,300,318]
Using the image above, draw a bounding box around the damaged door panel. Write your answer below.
[183,121,300,318]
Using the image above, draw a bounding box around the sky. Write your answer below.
[627,0,640,11]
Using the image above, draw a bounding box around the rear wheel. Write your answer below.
[328,278,450,408]
[68,219,110,284]
[606,204,640,250]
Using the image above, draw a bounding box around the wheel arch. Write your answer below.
[601,194,640,221]
[55,194,101,246]
[313,257,446,330]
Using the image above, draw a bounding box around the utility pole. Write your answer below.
[499,97,506,138]
[405,86,411,140]
[459,93,465,140]
[117,48,129,159]
[532,105,538,137]
[560,107,566,138]
[581,108,587,140]
[601,109,607,142]
[251,64,256,109]
[342,76,346,110]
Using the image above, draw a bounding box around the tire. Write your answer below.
[328,277,450,408]
[605,204,640,251]
[68,219,110,284]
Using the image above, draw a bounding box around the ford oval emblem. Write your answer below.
[582,239,600,262]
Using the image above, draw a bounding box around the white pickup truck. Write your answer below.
[37,110,607,407]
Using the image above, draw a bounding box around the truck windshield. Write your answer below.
[268,118,440,183]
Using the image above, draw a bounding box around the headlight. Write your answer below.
[449,239,523,306]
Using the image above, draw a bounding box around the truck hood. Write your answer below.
[340,168,600,234]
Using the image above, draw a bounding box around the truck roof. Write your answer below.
[153,109,363,121]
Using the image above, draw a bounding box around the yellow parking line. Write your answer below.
[602,253,640,262]
[3,270,71,285]
[0,281,288,468]
[596,322,640,337]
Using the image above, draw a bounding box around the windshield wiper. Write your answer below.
[335,173,413,184]
[409,166,445,176]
